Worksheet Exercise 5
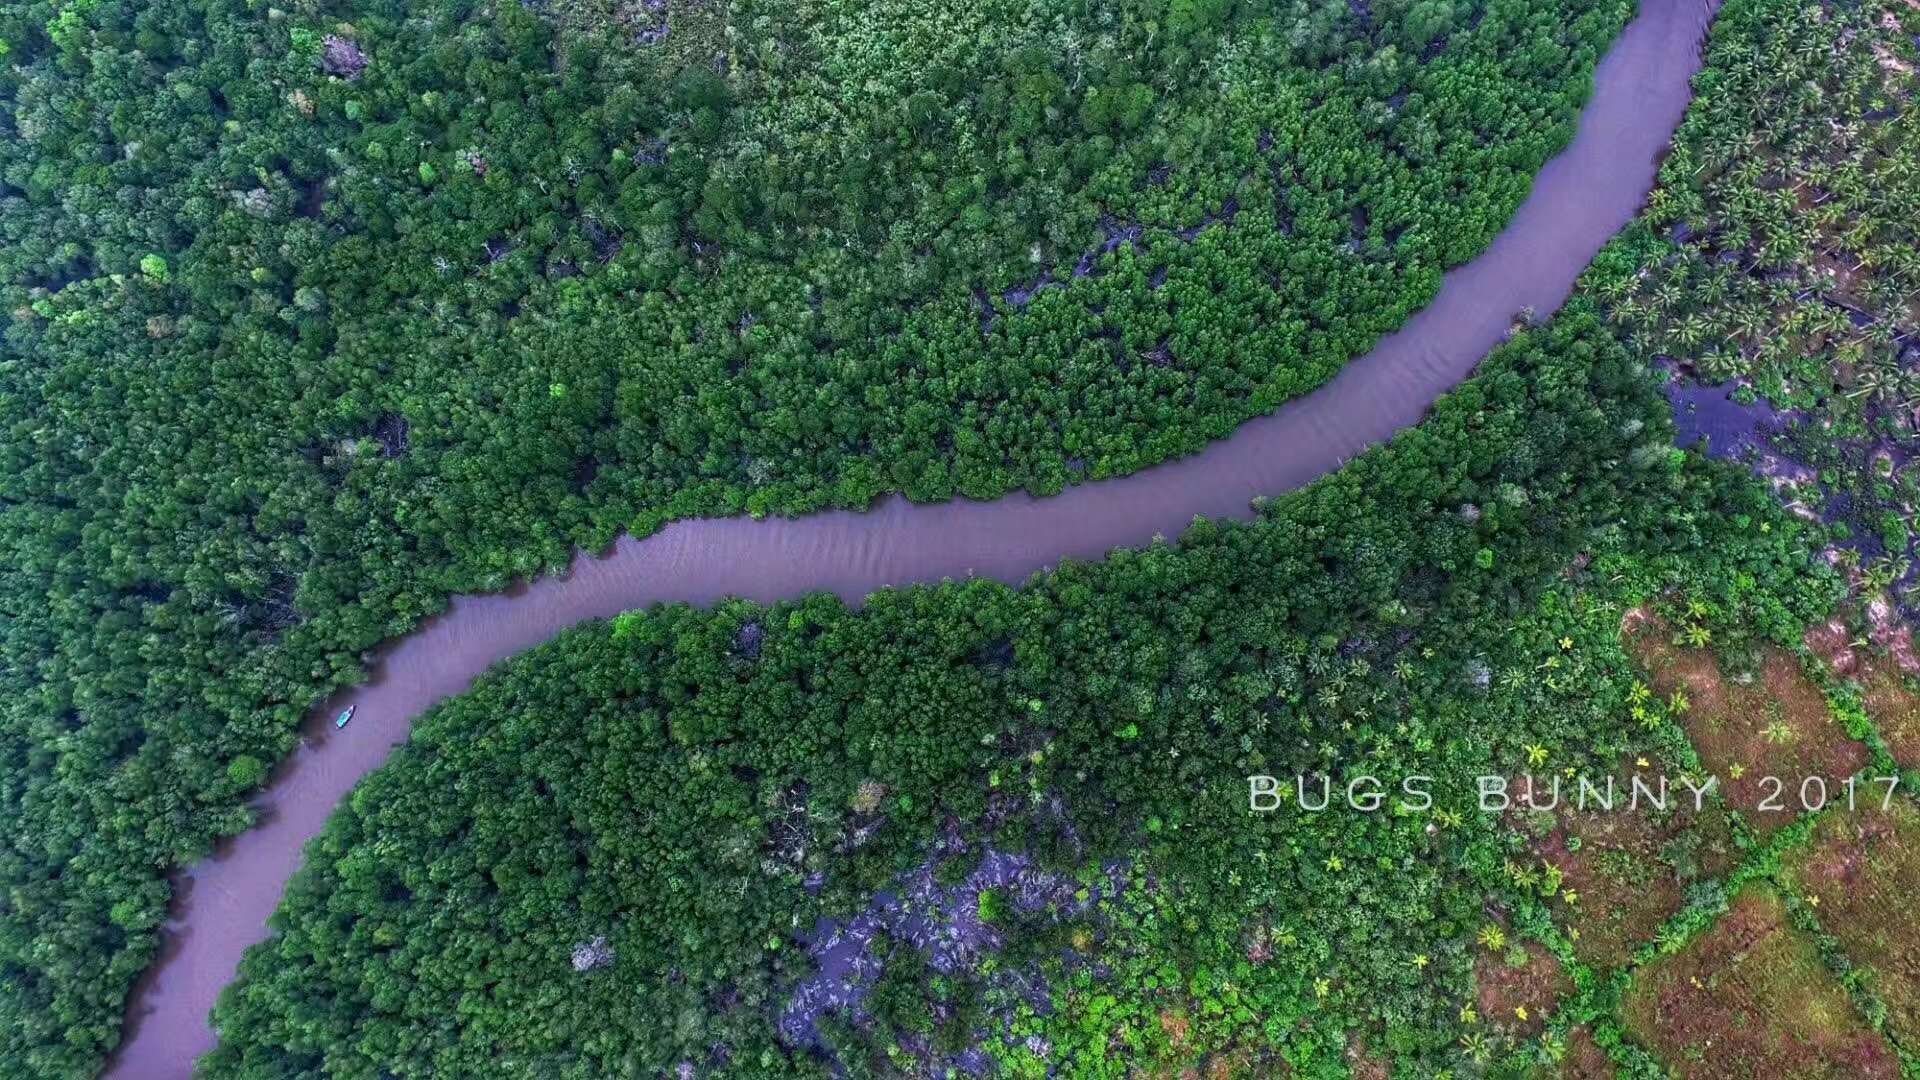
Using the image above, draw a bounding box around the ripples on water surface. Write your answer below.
[108,0,1725,1072]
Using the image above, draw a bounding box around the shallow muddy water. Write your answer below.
[106,0,1722,1071]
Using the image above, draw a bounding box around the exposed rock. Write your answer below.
[582,216,624,262]
[230,188,273,217]
[636,14,670,46]
[850,779,888,815]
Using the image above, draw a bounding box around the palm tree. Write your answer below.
[1699,269,1732,306]
[1653,279,1688,314]
[1846,363,1891,401]
[1674,313,1712,349]
[1594,274,1636,303]
[1732,304,1771,345]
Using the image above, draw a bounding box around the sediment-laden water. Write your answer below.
[106,0,1723,1071]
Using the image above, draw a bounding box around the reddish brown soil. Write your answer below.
[1859,663,1920,768]
[1806,618,1920,767]
[1476,939,1572,1039]
[1621,887,1898,1078]
[1345,1034,1392,1080]
[1517,759,1739,970]
[1632,635,1869,835]
[1549,1025,1616,1078]
[1804,620,1861,677]
[1784,804,1920,1045]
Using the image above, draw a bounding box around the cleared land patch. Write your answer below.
[1783,802,1920,1047]
[1620,886,1898,1077]
[1859,665,1920,769]
[1515,759,1740,970]
[1550,1025,1615,1078]
[1805,617,1920,769]
[1475,933,1573,1041]
[1631,634,1869,835]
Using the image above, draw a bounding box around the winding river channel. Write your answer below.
[108,0,1721,1072]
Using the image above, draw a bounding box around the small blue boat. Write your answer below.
[334,705,356,729]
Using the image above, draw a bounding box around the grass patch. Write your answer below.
[1783,801,1920,1046]
[1516,768,1740,970]
[1620,886,1897,1078]
[1633,635,1869,835]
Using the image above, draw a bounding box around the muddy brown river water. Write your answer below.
[107,0,1721,1072]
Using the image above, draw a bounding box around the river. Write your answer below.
[105,0,1721,1072]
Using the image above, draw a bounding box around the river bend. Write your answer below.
[107,0,1721,1072]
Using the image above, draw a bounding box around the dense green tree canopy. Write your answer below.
[1595,0,1920,602]
[0,0,1633,1071]
[201,308,1832,1076]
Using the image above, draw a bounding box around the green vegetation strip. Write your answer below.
[1535,654,1920,1077]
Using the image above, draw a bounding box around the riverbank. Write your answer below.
[105,0,1722,1072]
